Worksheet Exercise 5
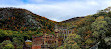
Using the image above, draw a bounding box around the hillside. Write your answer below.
[57,7,111,49]
[0,7,56,49]
[0,7,111,49]
[0,7,56,32]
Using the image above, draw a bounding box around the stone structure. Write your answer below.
[32,25,73,49]
[32,32,59,49]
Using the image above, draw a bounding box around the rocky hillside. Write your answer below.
[0,7,56,32]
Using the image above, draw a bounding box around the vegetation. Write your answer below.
[0,40,14,49]
[0,7,56,48]
[0,7,111,49]
[57,7,111,49]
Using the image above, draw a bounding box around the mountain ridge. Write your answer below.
[0,7,56,33]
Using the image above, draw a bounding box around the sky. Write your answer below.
[0,0,111,22]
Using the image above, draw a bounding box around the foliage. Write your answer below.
[58,7,111,49]
[58,33,81,49]
[0,40,14,49]
[1,7,111,49]
[13,37,24,49]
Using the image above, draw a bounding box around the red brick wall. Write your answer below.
[32,46,41,49]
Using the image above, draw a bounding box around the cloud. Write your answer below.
[0,0,111,22]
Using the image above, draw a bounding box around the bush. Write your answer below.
[0,40,14,49]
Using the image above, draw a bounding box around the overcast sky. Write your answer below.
[0,0,111,22]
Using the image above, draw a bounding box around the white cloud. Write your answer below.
[87,1,98,5]
[0,0,111,22]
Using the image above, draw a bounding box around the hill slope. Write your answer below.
[0,7,56,32]
[0,7,56,49]
[57,7,111,49]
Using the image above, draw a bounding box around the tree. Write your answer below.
[91,16,108,38]
[58,33,81,49]
[91,16,111,49]
[13,37,24,49]
[0,40,14,49]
